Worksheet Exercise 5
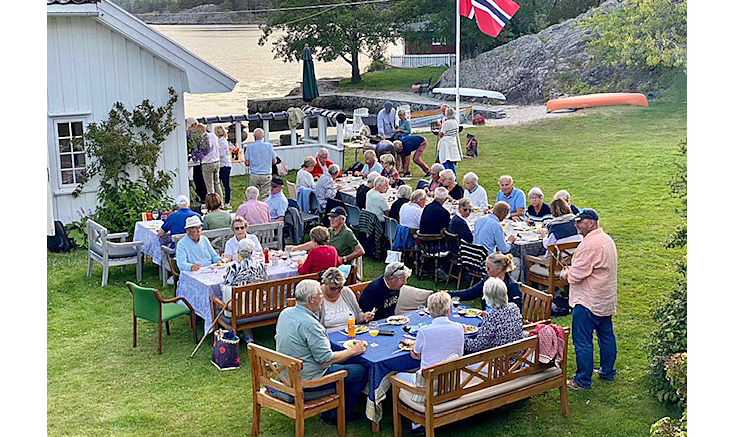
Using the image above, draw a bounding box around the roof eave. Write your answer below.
[47,3,99,17]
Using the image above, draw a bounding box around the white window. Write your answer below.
[55,120,87,186]
[431,37,447,46]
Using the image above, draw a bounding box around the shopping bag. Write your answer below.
[211,329,240,370]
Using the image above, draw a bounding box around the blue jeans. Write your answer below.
[442,161,457,176]
[572,305,617,388]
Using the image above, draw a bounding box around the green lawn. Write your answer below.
[338,66,448,92]
[48,76,686,436]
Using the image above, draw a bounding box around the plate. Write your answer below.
[211,262,229,269]
[343,340,367,348]
[387,316,409,325]
[354,325,369,334]
[398,339,415,351]
[462,324,478,335]
[463,309,480,318]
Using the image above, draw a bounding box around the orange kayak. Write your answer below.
[546,93,649,113]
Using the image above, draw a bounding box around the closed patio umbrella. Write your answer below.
[302,45,319,102]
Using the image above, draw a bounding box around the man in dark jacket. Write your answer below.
[419,186,450,234]
[358,261,410,320]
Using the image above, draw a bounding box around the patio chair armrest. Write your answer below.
[525,254,549,265]
[302,370,348,388]
[389,374,422,394]
[106,232,129,241]
[209,295,228,311]
[523,320,551,331]
[159,295,195,312]
[108,240,143,250]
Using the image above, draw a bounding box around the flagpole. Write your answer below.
[455,0,460,121]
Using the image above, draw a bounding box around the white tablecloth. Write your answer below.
[133,220,164,265]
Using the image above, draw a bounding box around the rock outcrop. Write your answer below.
[136,4,271,25]
[437,0,657,104]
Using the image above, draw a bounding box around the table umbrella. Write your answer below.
[302,45,319,102]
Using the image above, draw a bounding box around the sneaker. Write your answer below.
[224,203,231,210]
[404,171,412,177]
[566,378,589,390]
[167,276,174,286]
[594,369,615,381]
[409,424,425,435]
[424,171,431,177]
[436,269,449,281]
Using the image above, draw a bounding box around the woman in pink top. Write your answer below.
[297,226,341,275]
[236,186,270,225]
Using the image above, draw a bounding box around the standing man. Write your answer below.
[495,175,526,220]
[560,209,618,390]
[377,101,397,140]
[244,128,277,200]
[265,178,288,222]
[394,135,430,177]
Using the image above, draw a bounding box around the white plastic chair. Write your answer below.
[352,107,369,133]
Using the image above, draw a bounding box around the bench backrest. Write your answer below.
[249,221,284,250]
[421,327,569,405]
[521,284,552,325]
[230,273,318,320]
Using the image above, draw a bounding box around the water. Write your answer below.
[154,25,403,118]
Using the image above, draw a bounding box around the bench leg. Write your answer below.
[371,421,379,433]
[560,383,570,417]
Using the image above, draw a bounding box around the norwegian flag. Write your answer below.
[460,0,520,38]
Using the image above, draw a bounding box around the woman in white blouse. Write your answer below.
[437,107,462,175]
[215,125,233,209]
[223,216,262,262]
[315,267,375,333]
[296,156,317,189]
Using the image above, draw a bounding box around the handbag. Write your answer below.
[211,329,240,370]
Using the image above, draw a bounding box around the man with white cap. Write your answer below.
[176,216,223,272]
[377,101,397,140]
[158,195,202,237]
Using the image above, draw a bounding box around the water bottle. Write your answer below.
[347,313,356,338]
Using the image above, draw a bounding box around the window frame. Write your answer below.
[52,117,88,188]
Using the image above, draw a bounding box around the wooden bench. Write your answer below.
[390,326,570,437]
[209,273,318,335]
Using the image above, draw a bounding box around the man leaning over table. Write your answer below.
[560,209,618,390]
[175,216,223,272]
[495,175,526,220]
[158,195,201,237]
[244,128,277,201]
[272,279,368,424]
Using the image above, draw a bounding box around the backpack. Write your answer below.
[346,161,363,174]
[47,220,74,253]
[551,293,570,317]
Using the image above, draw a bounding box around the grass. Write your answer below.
[338,66,448,92]
[48,75,686,436]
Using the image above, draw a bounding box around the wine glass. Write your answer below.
[417,305,426,317]
[452,297,460,315]
[151,210,160,220]
[368,322,379,347]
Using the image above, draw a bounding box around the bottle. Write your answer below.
[347,313,356,338]
[264,248,269,264]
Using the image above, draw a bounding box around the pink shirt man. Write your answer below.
[236,199,270,225]
[565,227,618,317]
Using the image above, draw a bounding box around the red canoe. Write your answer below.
[546,93,649,113]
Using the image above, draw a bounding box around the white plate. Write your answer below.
[387,316,409,325]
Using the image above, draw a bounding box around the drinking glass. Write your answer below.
[151,210,160,220]
[368,322,379,347]
[452,297,460,315]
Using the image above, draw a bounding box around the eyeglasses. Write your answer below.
[461,207,472,212]
[234,226,245,230]
[387,262,405,278]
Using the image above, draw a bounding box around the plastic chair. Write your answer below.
[126,281,198,354]
[286,181,297,199]
[344,203,361,230]
[384,217,399,247]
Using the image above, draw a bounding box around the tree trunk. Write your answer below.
[350,46,361,83]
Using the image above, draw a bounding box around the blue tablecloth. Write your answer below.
[328,308,483,424]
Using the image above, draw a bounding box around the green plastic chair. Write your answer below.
[126,281,198,354]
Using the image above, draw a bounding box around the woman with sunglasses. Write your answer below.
[222,216,262,262]
[448,198,474,244]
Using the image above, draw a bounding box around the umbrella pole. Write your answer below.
[455,0,460,118]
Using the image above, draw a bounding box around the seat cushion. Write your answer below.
[91,246,138,260]
[528,264,562,278]
[161,303,191,322]
[219,312,279,327]
[398,366,562,414]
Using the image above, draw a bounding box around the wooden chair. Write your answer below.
[209,273,318,336]
[458,240,488,287]
[249,221,285,250]
[348,281,371,301]
[249,343,347,437]
[161,245,179,294]
[520,284,553,329]
[442,229,462,288]
[87,219,143,286]
[415,232,449,283]
[525,241,580,296]
[126,281,198,354]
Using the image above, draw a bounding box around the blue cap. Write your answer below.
[575,208,598,221]
[384,101,393,110]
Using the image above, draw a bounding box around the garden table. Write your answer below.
[176,254,299,329]
[328,307,483,431]
[133,220,164,266]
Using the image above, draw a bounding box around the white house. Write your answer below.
[47,0,236,229]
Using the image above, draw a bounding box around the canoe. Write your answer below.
[408,106,473,128]
[546,93,648,113]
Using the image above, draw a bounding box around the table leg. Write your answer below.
[371,421,379,433]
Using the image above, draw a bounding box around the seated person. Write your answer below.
[223,217,262,261]
[316,267,375,333]
[539,198,583,255]
[360,149,382,176]
[265,178,288,221]
[389,184,413,221]
[495,175,526,220]
[462,172,488,210]
[286,207,365,266]
[525,187,552,223]
[221,238,267,343]
[463,277,523,354]
[296,156,317,189]
[440,169,464,201]
[272,279,368,424]
[448,198,474,243]
[357,171,380,209]
[380,153,400,187]
[365,176,390,222]
[297,226,341,275]
[399,189,426,230]
[203,193,231,230]
[315,164,341,210]
[419,186,450,234]
[553,189,580,215]
[448,253,522,311]
[358,261,410,320]
[158,195,201,237]
[175,216,223,272]
[309,147,335,180]
[393,108,411,140]
[426,163,445,196]
[473,201,516,253]
[236,186,270,225]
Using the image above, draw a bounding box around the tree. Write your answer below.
[259,0,406,83]
[580,0,687,70]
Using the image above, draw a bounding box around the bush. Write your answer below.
[367,57,387,73]
[650,353,687,436]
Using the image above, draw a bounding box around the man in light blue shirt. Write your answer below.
[377,101,397,140]
[410,292,464,368]
[244,128,277,200]
[473,201,516,253]
[265,178,288,221]
[176,216,222,272]
[495,174,526,219]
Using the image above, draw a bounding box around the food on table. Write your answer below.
[463,308,480,317]
[386,315,409,325]
[354,325,369,334]
[343,339,367,348]
[462,324,478,334]
[398,339,415,351]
